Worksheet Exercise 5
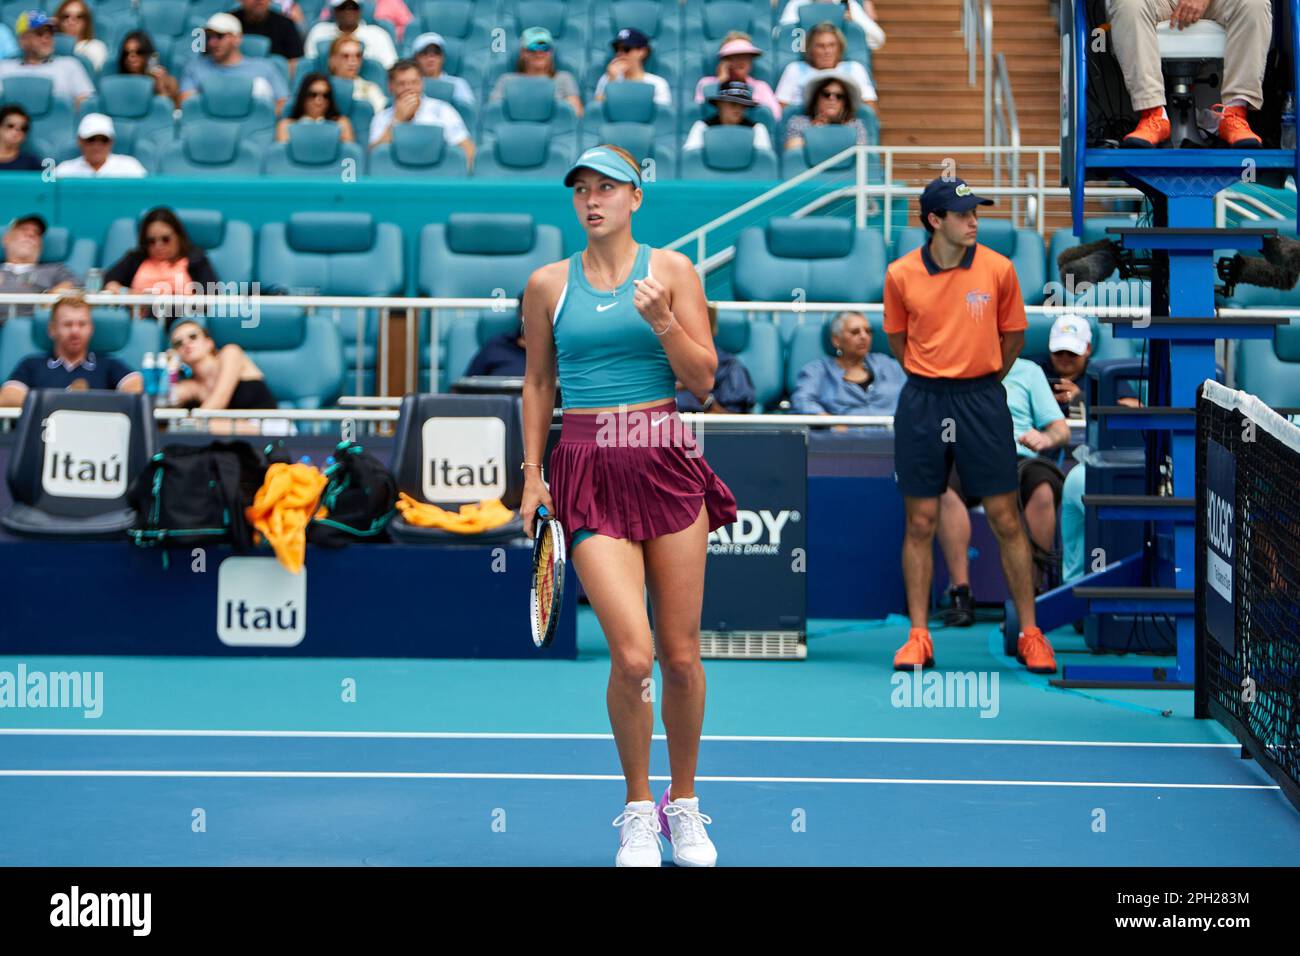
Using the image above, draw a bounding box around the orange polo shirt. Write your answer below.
[883,242,1027,379]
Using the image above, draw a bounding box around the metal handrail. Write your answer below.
[962,0,995,154]
[993,52,1023,225]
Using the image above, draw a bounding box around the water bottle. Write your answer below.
[1282,94,1296,150]
[84,267,102,293]
[142,351,157,396]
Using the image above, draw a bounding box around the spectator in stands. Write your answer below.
[1038,314,1140,417]
[166,319,277,411]
[234,0,305,66]
[0,12,94,109]
[181,14,289,113]
[0,23,16,60]
[369,59,474,166]
[0,294,143,406]
[328,35,387,115]
[0,214,77,319]
[778,0,886,51]
[676,303,756,414]
[54,114,147,178]
[277,73,356,142]
[412,32,475,115]
[305,0,398,69]
[53,0,106,71]
[790,311,905,417]
[939,357,1071,609]
[692,33,781,121]
[0,105,43,171]
[784,73,871,151]
[682,82,772,152]
[775,22,876,114]
[275,0,305,26]
[310,0,413,43]
[118,31,181,107]
[489,27,583,118]
[103,208,219,294]
[465,297,527,377]
[1111,0,1267,147]
[594,27,672,108]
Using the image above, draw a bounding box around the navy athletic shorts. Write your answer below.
[893,372,1019,499]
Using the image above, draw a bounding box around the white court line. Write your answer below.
[0,769,1278,790]
[0,729,1240,748]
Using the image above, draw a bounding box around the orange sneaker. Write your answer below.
[893,628,935,670]
[1122,107,1170,148]
[1016,627,1057,674]
[1217,105,1262,148]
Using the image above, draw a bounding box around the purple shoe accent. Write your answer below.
[656,786,673,842]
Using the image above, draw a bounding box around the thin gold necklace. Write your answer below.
[583,248,635,296]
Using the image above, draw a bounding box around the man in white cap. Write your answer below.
[53,114,146,178]
[1038,314,1140,416]
[305,0,397,68]
[180,13,288,113]
[411,32,475,114]
[0,11,94,108]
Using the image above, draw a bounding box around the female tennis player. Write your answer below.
[520,144,738,867]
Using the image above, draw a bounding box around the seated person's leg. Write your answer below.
[1060,463,1087,582]
[1210,0,1270,147]
[1107,0,1174,146]
[1018,457,1065,554]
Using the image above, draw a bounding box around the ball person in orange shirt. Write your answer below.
[883,178,1057,673]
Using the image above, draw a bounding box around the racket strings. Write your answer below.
[535,532,554,630]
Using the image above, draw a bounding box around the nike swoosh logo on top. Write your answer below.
[651,413,669,426]
[596,302,617,312]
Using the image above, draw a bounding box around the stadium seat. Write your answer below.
[715,312,782,411]
[367,123,470,177]
[782,312,896,396]
[680,124,778,179]
[1233,325,1300,408]
[444,310,520,384]
[180,76,278,146]
[1,388,156,539]
[0,75,76,158]
[501,1,590,73]
[387,393,527,544]
[481,75,579,154]
[473,123,574,177]
[204,312,345,409]
[892,220,1048,305]
[779,123,869,178]
[589,78,676,139]
[256,212,404,385]
[594,0,682,56]
[99,209,255,285]
[423,76,475,128]
[241,34,273,59]
[157,120,264,175]
[733,218,888,338]
[410,0,497,77]
[38,225,97,281]
[419,212,563,388]
[581,55,678,105]
[582,122,675,177]
[78,75,176,151]
[262,121,365,177]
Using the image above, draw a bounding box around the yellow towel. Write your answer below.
[395,492,515,533]
[246,462,329,574]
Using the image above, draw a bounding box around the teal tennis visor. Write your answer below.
[563,146,641,187]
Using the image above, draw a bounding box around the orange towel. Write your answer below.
[395,493,514,533]
[246,462,329,574]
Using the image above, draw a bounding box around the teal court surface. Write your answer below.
[2,609,1297,866]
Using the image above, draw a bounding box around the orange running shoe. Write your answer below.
[1121,107,1170,148]
[1016,627,1057,674]
[1217,105,1262,148]
[893,628,935,670]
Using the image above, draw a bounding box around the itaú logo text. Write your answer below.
[217,557,307,647]
[708,509,799,555]
[40,410,131,499]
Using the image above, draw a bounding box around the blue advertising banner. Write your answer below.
[692,429,808,634]
[1205,438,1236,654]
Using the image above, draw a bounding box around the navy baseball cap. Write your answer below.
[612,27,649,50]
[920,178,994,220]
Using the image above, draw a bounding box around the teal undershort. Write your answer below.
[571,528,595,549]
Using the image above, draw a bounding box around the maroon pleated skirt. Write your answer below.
[549,400,738,542]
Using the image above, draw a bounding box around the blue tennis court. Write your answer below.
[3,611,1297,866]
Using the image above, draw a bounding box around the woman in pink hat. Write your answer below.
[692,32,781,120]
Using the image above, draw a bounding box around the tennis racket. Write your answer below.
[530,504,566,648]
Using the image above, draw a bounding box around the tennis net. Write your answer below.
[1196,381,1300,813]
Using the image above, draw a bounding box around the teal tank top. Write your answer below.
[552,244,677,409]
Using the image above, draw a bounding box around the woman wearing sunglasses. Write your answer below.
[277,72,356,143]
[488,27,583,118]
[783,72,869,152]
[117,30,181,106]
[166,319,277,414]
[103,208,218,295]
[54,0,106,71]
[0,105,42,171]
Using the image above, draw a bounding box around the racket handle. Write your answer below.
[536,504,550,519]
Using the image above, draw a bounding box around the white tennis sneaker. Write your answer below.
[612,800,662,867]
[656,788,717,867]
